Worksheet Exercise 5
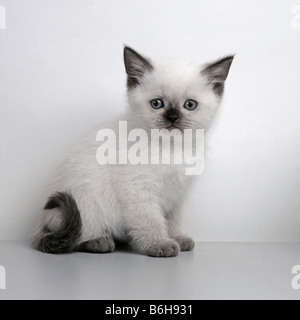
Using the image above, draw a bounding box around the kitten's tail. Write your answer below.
[32,192,82,254]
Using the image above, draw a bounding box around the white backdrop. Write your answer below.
[1,0,300,242]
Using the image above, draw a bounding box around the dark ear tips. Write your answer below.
[123,46,153,90]
[218,55,235,73]
[202,55,235,95]
[123,46,136,55]
[123,46,137,68]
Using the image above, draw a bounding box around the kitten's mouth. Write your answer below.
[166,124,182,131]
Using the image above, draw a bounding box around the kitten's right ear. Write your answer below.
[124,46,153,89]
[201,55,234,96]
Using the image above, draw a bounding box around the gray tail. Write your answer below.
[34,192,82,254]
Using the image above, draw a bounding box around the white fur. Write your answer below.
[34,56,227,254]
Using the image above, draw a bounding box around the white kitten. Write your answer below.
[32,47,233,257]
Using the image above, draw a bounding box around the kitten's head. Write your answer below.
[124,46,234,131]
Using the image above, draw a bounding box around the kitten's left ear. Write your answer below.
[124,46,154,90]
[201,55,234,96]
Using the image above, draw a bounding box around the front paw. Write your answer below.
[173,236,195,251]
[145,240,180,257]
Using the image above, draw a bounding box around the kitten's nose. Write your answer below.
[167,115,179,123]
[164,107,181,123]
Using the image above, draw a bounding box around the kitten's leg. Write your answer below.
[166,207,195,252]
[172,235,195,252]
[77,236,115,253]
[126,203,180,257]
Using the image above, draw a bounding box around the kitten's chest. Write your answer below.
[155,165,192,210]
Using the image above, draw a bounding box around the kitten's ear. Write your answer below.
[124,46,154,89]
[201,56,234,96]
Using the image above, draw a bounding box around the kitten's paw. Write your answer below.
[173,236,195,251]
[77,237,115,253]
[145,240,180,257]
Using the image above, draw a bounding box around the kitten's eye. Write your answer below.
[150,99,164,109]
[184,99,198,111]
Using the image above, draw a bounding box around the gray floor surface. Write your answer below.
[0,242,299,300]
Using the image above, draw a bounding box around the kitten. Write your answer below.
[32,46,233,257]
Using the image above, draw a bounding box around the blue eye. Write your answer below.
[184,99,198,111]
[150,99,164,109]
